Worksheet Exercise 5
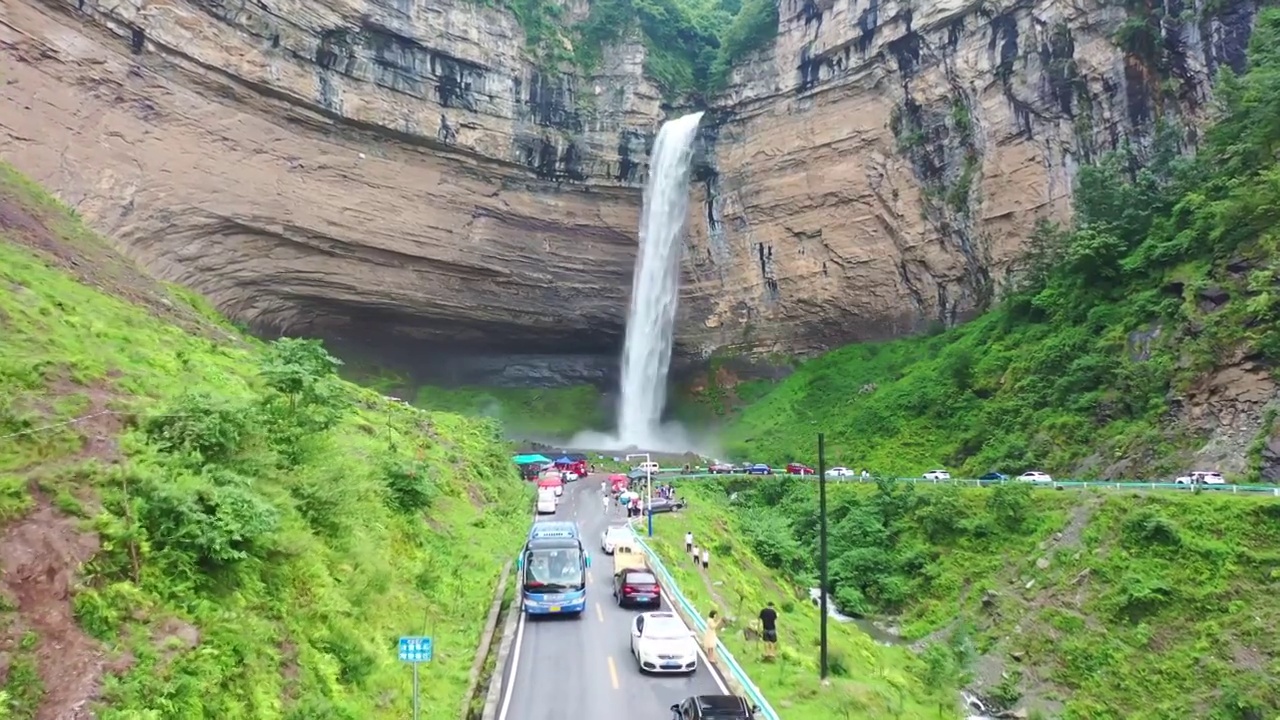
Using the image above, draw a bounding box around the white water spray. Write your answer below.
[614,112,704,449]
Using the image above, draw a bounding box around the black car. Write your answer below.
[670,695,758,720]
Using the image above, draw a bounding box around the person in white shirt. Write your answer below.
[685,531,694,554]
[602,493,610,513]
[701,548,710,569]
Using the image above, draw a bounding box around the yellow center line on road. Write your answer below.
[595,602,605,622]
[607,656,620,689]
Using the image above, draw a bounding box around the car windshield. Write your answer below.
[645,617,688,639]
[523,548,585,592]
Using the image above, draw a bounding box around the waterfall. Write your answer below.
[615,111,704,449]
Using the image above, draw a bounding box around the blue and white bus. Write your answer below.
[518,521,591,617]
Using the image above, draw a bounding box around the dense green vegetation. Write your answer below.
[648,488,957,719]
[334,359,607,440]
[721,9,1280,480]
[413,384,607,439]
[501,0,779,98]
[0,166,530,719]
[662,478,1279,718]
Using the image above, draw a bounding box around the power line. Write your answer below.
[0,410,129,440]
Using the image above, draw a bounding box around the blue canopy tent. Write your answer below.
[554,456,575,466]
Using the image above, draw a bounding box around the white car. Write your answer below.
[1175,471,1226,485]
[826,467,854,478]
[629,611,699,674]
[535,489,557,515]
[923,469,951,480]
[1018,471,1053,483]
[601,525,633,554]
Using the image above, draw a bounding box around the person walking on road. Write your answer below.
[602,493,610,514]
[701,548,710,569]
[759,601,779,661]
[685,531,694,554]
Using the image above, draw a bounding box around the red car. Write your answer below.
[613,569,662,608]
[786,463,815,475]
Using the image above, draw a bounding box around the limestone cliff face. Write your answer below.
[0,0,1261,381]
[0,0,660,378]
[677,0,1259,358]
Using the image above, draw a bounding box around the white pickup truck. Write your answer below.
[1174,471,1226,485]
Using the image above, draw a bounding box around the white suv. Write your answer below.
[601,526,634,555]
[1175,471,1225,485]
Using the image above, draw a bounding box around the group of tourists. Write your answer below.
[680,530,780,662]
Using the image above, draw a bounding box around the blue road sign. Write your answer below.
[398,636,433,663]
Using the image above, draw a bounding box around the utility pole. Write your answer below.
[817,432,829,680]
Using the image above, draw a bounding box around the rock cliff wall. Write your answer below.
[0,0,660,382]
[0,0,1260,382]
[678,0,1258,357]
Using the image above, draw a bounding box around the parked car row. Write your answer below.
[702,462,1058,483]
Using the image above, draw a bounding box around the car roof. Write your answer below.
[693,694,751,715]
[641,610,678,621]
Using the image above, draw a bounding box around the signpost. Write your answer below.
[399,636,433,720]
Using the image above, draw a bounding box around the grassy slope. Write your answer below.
[719,11,1280,482]
[655,480,1280,719]
[647,490,948,719]
[0,165,531,719]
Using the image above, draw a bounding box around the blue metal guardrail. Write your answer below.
[644,469,1280,496]
[627,532,780,720]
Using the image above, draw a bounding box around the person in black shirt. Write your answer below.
[758,601,778,660]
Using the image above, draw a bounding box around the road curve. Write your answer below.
[496,480,730,720]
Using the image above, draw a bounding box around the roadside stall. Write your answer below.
[512,454,552,480]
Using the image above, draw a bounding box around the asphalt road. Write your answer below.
[497,479,730,720]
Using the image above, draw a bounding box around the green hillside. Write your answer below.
[0,165,530,719]
[659,478,1279,719]
[720,9,1280,481]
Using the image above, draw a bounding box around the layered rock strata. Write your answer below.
[0,0,660,366]
[0,0,1260,377]
[678,0,1258,357]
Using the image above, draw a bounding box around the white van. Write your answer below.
[636,461,660,475]
[536,488,558,514]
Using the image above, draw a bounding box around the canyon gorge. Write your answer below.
[0,0,1261,384]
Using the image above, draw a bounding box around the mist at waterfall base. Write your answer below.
[571,112,715,457]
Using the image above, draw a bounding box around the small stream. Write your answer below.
[808,588,996,719]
